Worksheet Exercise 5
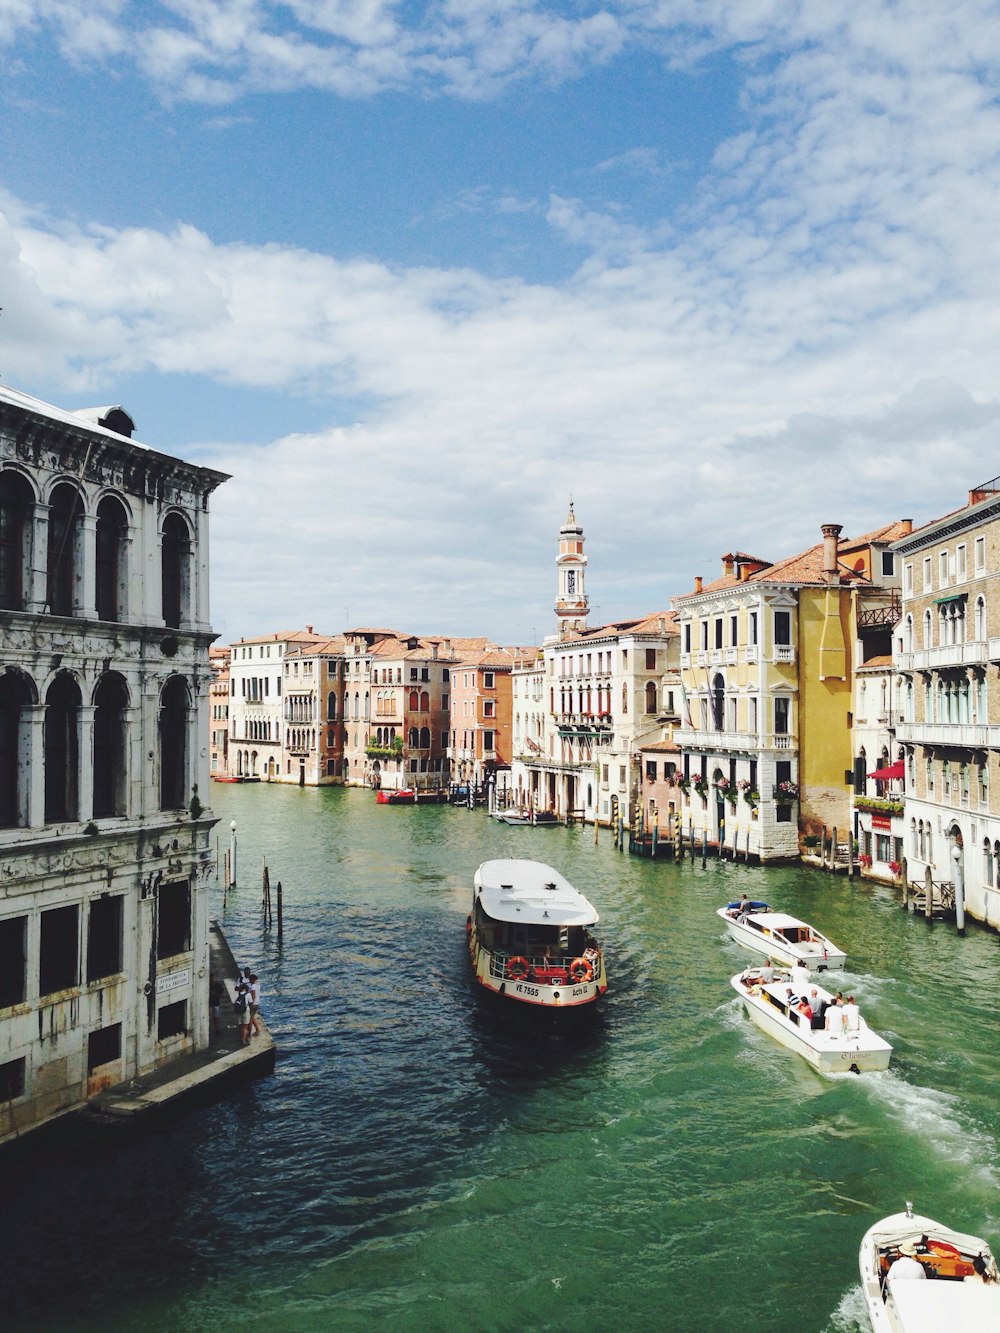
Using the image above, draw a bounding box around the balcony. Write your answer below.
[679,728,795,753]
[894,721,1000,747]
[896,641,988,671]
[774,645,795,664]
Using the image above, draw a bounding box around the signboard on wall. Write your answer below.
[157,968,190,994]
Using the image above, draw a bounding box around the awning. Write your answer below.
[932,592,967,604]
[868,760,905,780]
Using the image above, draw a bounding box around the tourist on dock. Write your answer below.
[842,995,860,1033]
[235,969,252,1046]
[209,974,225,1039]
[248,972,262,1039]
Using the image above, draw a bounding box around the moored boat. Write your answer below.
[718,901,846,969]
[860,1202,1000,1332]
[493,809,533,824]
[731,968,891,1073]
[468,858,607,1009]
[375,788,416,804]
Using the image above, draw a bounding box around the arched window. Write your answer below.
[420,691,429,711]
[159,676,189,810]
[47,483,84,616]
[0,669,33,827]
[93,673,129,818]
[45,671,81,822]
[408,727,418,747]
[903,614,913,652]
[918,820,925,858]
[409,690,419,710]
[910,818,917,856]
[0,471,33,611]
[95,495,128,622]
[712,674,725,731]
[622,683,628,715]
[419,726,430,748]
[983,838,994,889]
[923,608,932,648]
[161,513,190,629]
[644,681,657,714]
[975,596,987,641]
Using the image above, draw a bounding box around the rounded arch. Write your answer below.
[161,510,192,630]
[712,673,725,730]
[95,493,130,623]
[93,671,130,818]
[644,680,657,714]
[47,481,85,617]
[0,468,37,612]
[159,674,191,810]
[0,667,36,828]
[45,669,82,822]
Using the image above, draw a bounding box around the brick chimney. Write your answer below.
[694,576,703,593]
[722,554,734,577]
[821,524,843,583]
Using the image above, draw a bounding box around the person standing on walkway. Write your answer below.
[235,968,252,1046]
[209,974,225,1039]
[248,972,261,1039]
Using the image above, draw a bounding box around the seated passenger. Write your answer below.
[759,958,775,984]
[887,1242,926,1282]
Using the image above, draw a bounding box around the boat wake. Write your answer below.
[851,1068,1000,1186]
[822,1282,868,1332]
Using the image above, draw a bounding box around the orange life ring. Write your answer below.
[506,956,530,980]
[569,957,594,983]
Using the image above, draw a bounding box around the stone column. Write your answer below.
[78,704,96,822]
[25,704,46,827]
[79,513,98,619]
[27,502,49,613]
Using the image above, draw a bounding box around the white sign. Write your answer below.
[157,968,190,994]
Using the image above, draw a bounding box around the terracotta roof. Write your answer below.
[841,520,913,550]
[630,610,680,636]
[674,573,744,602]
[858,654,893,669]
[639,739,680,754]
[285,635,348,657]
[232,628,331,646]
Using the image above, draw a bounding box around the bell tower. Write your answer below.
[554,501,588,639]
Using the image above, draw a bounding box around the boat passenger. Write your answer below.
[887,1242,927,1283]
[825,998,845,1036]
[966,1255,991,1284]
[842,995,860,1033]
[796,997,812,1026]
[759,958,775,984]
[809,987,828,1031]
[790,961,811,993]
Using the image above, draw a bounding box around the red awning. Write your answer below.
[868,760,905,781]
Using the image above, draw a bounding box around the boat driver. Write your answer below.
[887,1242,926,1283]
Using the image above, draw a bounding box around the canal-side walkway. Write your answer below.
[81,917,275,1130]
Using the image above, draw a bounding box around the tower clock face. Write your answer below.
[567,571,576,595]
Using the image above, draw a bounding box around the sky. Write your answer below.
[3,2,1000,648]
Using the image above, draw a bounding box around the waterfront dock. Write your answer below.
[80,917,275,1131]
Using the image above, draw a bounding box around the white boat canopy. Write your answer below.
[889,1279,1000,1333]
[475,859,599,927]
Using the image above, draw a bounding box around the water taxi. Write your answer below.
[467,858,607,1009]
[731,968,891,1073]
[860,1202,1000,1332]
[718,901,846,969]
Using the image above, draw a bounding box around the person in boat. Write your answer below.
[796,996,812,1026]
[824,997,845,1035]
[842,995,860,1033]
[789,960,810,994]
[809,987,828,1031]
[887,1241,926,1282]
[966,1255,991,1284]
[759,958,775,984]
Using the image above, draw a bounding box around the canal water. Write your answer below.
[3,784,999,1333]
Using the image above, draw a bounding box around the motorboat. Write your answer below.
[375,788,416,804]
[731,968,891,1073]
[493,809,533,825]
[860,1202,1000,1332]
[467,859,607,1009]
[717,901,846,969]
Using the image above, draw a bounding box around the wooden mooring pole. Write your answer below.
[277,880,283,939]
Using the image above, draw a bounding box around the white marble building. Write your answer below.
[0,386,227,1141]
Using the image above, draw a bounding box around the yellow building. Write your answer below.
[673,522,909,861]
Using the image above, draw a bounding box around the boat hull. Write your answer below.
[732,974,891,1074]
[718,906,846,969]
[467,921,606,1010]
[859,1209,1000,1332]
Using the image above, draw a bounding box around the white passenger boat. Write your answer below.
[717,900,846,969]
[860,1202,1000,1332]
[468,859,607,1009]
[731,968,891,1073]
[493,809,533,825]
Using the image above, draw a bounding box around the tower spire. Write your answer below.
[553,500,588,639]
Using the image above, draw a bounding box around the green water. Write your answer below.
[4,783,999,1333]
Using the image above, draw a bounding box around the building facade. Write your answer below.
[226,627,329,780]
[893,480,1000,927]
[0,387,227,1141]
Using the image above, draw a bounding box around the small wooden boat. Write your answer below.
[718,901,845,969]
[375,788,416,804]
[493,809,533,825]
[468,858,607,1009]
[860,1202,1000,1331]
[731,968,891,1073]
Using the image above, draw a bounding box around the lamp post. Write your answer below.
[229,820,237,889]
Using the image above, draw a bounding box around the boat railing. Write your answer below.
[487,950,600,982]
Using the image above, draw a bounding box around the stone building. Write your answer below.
[0,386,227,1140]
[893,478,1000,927]
[226,627,329,780]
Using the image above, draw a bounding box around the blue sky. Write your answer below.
[3,2,1000,646]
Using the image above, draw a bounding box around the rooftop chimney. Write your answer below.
[821,523,843,584]
[722,554,734,577]
[307,625,314,635]
[901,518,913,534]
[694,576,703,594]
